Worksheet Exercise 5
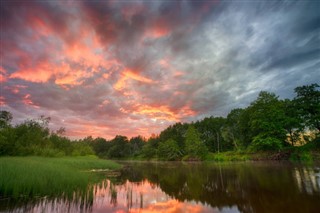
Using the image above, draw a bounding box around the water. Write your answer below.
[1,161,320,213]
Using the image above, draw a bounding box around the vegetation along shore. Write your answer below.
[0,83,319,163]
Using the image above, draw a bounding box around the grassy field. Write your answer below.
[0,156,121,200]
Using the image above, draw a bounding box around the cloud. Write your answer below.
[1,0,319,138]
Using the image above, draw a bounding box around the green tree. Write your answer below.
[107,135,130,158]
[158,139,183,160]
[282,99,302,146]
[223,108,244,150]
[129,136,145,156]
[185,125,208,159]
[294,83,320,132]
[0,111,13,128]
[247,91,287,150]
[158,123,188,152]
[195,117,227,152]
[141,137,159,159]
[90,137,112,157]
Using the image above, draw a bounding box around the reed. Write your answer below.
[0,156,121,199]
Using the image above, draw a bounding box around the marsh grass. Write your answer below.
[205,151,250,161]
[0,156,120,200]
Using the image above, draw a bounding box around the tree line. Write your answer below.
[0,83,319,160]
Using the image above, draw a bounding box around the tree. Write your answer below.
[141,137,159,159]
[90,137,112,157]
[223,108,245,150]
[0,111,13,128]
[247,91,287,150]
[129,136,145,156]
[294,83,320,132]
[195,117,227,152]
[158,139,183,160]
[158,123,188,151]
[282,99,303,146]
[185,125,208,159]
[107,135,130,158]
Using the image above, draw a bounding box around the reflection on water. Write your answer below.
[1,162,320,213]
[93,179,217,213]
[294,167,320,195]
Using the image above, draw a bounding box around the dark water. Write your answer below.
[2,161,320,213]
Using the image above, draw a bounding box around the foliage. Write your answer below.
[195,117,226,152]
[129,136,145,156]
[185,125,208,159]
[250,135,283,151]
[141,137,158,159]
[294,83,320,132]
[205,151,250,161]
[1,83,319,160]
[0,114,96,157]
[107,135,131,158]
[248,91,288,143]
[0,110,13,128]
[158,139,183,160]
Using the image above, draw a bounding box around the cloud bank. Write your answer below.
[1,0,319,138]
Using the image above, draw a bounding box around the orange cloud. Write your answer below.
[125,70,153,83]
[0,74,6,83]
[146,26,170,39]
[0,67,6,82]
[30,16,53,38]
[10,62,53,83]
[145,17,171,39]
[114,69,153,91]
[134,105,178,122]
[130,199,204,213]
[23,94,39,108]
[0,96,5,106]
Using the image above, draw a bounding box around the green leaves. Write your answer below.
[294,83,320,131]
[185,125,208,159]
[158,139,183,160]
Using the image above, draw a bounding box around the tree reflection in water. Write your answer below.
[2,162,320,213]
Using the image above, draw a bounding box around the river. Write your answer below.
[2,161,320,213]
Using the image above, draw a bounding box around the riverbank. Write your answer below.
[122,144,320,163]
[205,142,320,162]
[205,150,320,162]
[0,156,121,200]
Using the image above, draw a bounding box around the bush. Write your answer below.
[290,151,313,162]
[250,135,283,151]
[158,139,183,161]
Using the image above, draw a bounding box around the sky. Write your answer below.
[1,0,319,139]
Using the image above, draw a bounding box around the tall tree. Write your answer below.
[223,108,245,150]
[195,117,227,152]
[0,111,13,128]
[108,135,130,158]
[129,136,145,156]
[282,99,303,145]
[294,83,320,132]
[247,91,287,150]
[158,139,183,160]
[185,125,208,159]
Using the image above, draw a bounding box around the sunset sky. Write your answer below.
[1,0,319,139]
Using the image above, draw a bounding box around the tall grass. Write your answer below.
[205,151,250,161]
[0,156,121,200]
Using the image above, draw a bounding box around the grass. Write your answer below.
[0,156,121,200]
[205,151,250,162]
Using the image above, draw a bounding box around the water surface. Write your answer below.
[1,161,320,213]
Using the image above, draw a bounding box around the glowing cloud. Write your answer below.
[1,0,319,138]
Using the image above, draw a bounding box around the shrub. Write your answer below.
[250,135,283,151]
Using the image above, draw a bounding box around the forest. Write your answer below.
[0,83,319,161]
